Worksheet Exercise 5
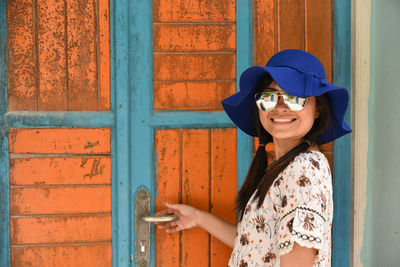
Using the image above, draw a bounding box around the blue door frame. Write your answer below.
[0,0,351,266]
[332,1,352,266]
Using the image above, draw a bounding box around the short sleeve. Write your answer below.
[274,152,333,258]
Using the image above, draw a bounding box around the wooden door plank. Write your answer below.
[10,215,111,244]
[37,0,67,110]
[254,0,277,66]
[210,128,237,266]
[9,128,110,154]
[154,0,235,22]
[154,81,235,111]
[12,244,112,267]
[306,0,333,82]
[278,0,305,50]
[98,0,111,110]
[155,129,180,267]
[154,53,235,81]
[10,186,111,214]
[7,0,37,110]
[181,129,209,267]
[10,157,111,185]
[154,24,235,52]
[66,0,97,110]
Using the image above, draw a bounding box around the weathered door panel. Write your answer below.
[3,0,113,266]
[152,1,238,265]
[154,129,237,266]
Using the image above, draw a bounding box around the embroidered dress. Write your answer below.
[228,151,333,267]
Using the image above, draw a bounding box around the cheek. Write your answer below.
[259,111,271,131]
[298,99,317,131]
[300,116,316,133]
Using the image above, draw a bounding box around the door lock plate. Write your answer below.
[135,187,150,266]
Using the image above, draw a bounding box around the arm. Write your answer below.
[156,203,237,248]
[197,209,237,248]
[280,242,317,267]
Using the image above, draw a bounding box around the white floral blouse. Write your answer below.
[228,151,333,267]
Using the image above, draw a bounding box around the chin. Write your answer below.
[266,128,311,141]
[263,123,313,142]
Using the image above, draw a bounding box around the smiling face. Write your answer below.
[258,81,319,143]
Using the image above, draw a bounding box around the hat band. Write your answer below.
[266,65,329,96]
[304,72,329,96]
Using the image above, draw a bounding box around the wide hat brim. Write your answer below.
[222,65,352,144]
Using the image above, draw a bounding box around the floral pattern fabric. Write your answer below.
[228,151,333,267]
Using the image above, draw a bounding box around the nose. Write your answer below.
[273,95,288,111]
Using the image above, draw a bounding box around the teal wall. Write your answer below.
[363,0,400,266]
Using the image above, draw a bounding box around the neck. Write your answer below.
[273,137,319,161]
[273,138,302,161]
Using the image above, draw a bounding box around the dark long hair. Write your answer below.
[237,74,332,220]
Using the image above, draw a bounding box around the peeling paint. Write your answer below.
[80,158,88,167]
[84,140,99,149]
[83,158,101,179]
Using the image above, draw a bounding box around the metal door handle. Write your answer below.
[135,188,180,266]
[135,188,150,267]
[141,215,179,223]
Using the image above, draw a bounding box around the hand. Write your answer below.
[155,202,201,233]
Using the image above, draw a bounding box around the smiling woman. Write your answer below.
[156,49,351,267]
[257,81,319,145]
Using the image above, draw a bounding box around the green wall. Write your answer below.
[363,0,400,266]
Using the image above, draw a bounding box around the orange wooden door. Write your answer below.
[4,0,113,266]
[153,1,238,266]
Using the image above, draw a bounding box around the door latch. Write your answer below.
[135,187,180,266]
[135,188,150,267]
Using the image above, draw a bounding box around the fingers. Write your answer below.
[155,202,187,233]
[159,222,181,233]
[155,202,182,216]
[157,220,178,229]
[154,208,175,216]
[156,220,190,233]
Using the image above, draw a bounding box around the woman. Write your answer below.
[156,49,351,267]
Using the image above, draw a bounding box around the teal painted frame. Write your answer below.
[0,0,10,266]
[151,111,234,128]
[236,0,254,189]
[5,111,114,128]
[332,0,352,266]
[112,0,131,265]
[128,0,154,265]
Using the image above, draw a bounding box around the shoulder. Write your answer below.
[279,151,332,190]
[293,150,329,168]
[288,151,330,176]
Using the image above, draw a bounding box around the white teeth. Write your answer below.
[273,118,294,123]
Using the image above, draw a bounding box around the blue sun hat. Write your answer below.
[221,49,352,144]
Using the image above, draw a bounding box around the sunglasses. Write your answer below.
[254,90,307,112]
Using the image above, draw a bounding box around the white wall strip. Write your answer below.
[351,0,371,266]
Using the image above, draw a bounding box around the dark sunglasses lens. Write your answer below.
[255,92,278,111]
[283,94,307,111]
